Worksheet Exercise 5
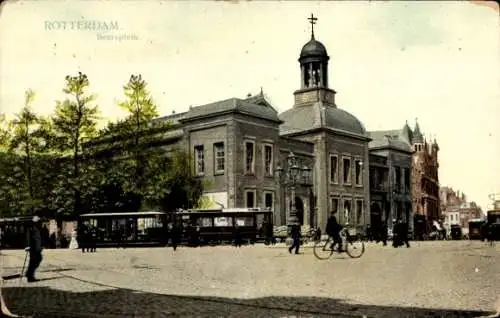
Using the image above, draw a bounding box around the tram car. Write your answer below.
[78,211,168,247]
[486,206,500,241]
[468,218,485,240]
[0,216,34,249]
[175,208,273,246]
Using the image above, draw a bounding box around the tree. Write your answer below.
[8,90,45,212]
[114,74,174,209]
[0,112,11,149]
[158,149,204,212]
[52,72,99,217]
[117,74,159,194]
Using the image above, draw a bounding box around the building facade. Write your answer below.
[440,187,483,229]
[113,18,372,233]
[368,136,413,231]
[369,120,440,232]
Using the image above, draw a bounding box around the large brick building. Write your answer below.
[125,18,372,232]
[368,120,440,232]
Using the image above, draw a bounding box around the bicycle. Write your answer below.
[313,226,365,260]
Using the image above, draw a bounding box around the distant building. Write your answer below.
[440,187,483,228]
[369,120,440,232]
[368,136,413,232]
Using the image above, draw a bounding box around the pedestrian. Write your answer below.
[170,222,180,251]
[89,226,97,252]
[25,214,43,282]
[116,226,125,249]
[377,220,388,246]
[288,222,301,254]
[233,224,242,247]
[393,219,410,248]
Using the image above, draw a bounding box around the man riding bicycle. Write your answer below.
[325,210,343,253]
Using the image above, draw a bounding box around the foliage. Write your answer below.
[0,113,11,149]
[157,150,204,212]
[8,89,51,211]
[51,72,100,216]
[0,73,205,218]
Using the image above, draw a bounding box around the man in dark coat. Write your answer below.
[288,222,301,254]
[325,211,343,253]
[89,226,97,252]
[170,222,181,251]
[25,215,43,282]
[393,219,410,248]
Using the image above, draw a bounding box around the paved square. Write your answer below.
[1,241,498,317]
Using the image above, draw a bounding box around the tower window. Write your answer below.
[342,157,351,185]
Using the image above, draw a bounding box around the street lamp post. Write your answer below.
[276,152,312,227]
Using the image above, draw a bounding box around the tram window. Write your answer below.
[214,217,233,227]
[235,217,253,227]
[197,217,213,227]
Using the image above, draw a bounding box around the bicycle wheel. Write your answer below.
[313,238,334,260]
[346,238,365,258]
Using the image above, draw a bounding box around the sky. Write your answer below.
[0,1,499,211]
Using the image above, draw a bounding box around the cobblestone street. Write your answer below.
[1,241,498,317]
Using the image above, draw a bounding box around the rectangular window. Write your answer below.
[235,217,254,227]
[213,142,225,174]
[342,157,351,184]
[244,141,255,174]
[194,145,204,175]
[330,155,338,183]
[355,159,362,186]
[264,191,274,211]
[395,167,401,192]
[355,200,363,224]
[264,144,273,176]
[214,217,233,227]
[245,190,256,208]
[197,217,213,227]
[331,198,339,214]
[404,168,410,192]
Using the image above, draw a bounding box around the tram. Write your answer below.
[486,193,500,241]
[0,216,34,249]
[175,208,274,246]
[78,211,168,247]
[468,218,485,240]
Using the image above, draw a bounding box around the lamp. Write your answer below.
[302,165,312,185]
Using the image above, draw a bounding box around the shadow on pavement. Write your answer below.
[1,286,495,318]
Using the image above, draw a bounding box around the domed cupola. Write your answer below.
[300,38,328,59]
[297,14,331,91]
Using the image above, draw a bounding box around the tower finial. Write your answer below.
[308,13,318,39]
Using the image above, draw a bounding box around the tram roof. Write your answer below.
[469,218,485,223]
[0,216,34,222]
[79,211,166,217]
[178,208,272,214]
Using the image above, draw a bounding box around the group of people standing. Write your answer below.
[77,223,98,253]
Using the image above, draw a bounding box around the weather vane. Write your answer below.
[308,13,317,38]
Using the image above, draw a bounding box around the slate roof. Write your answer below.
[368,122,415,153]
[368,135,413,153]
[279,102,367,138]
[179,94,281,123]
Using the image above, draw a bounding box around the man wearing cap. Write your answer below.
[25,215,43,282]
[326,210,343,253]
